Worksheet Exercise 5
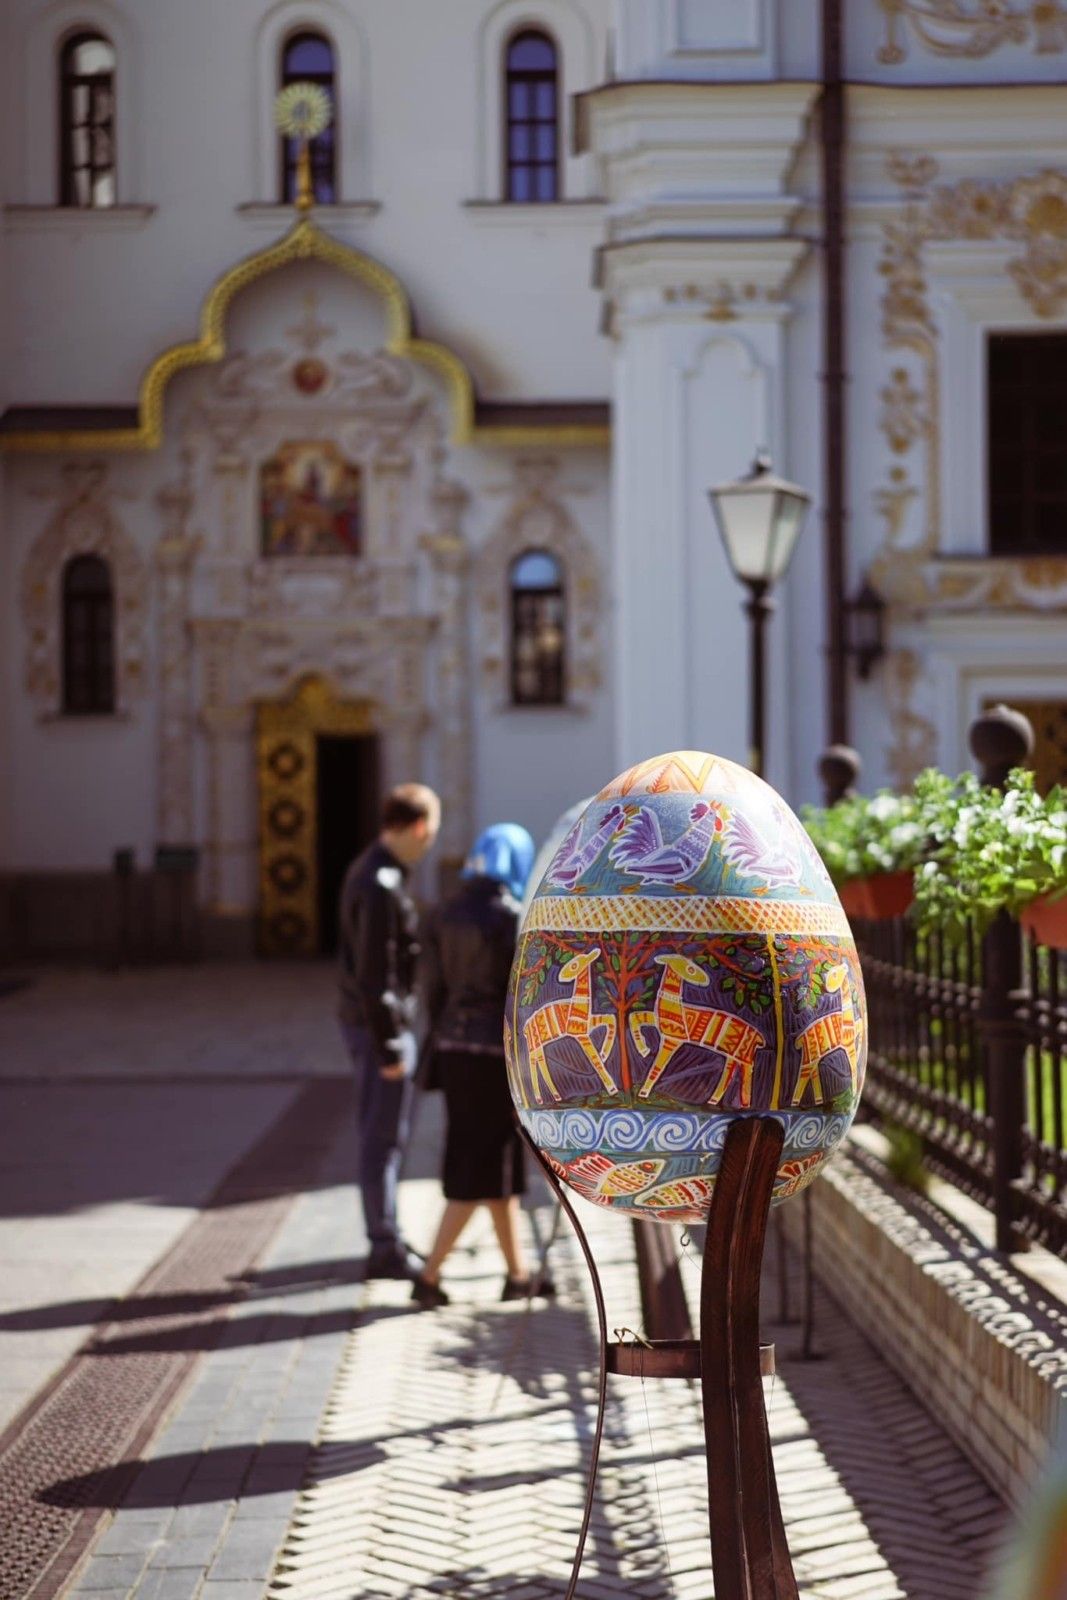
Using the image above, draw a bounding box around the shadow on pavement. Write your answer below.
[38,1439,375,1510]
[0,1259,377,1332]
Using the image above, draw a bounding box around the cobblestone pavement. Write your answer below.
[0,966,1011,1598]
[0,964,344,1429]
[260,1189,1005,1600]
[0,964,348,1084]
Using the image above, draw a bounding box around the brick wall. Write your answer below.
[779,1140,1067,1505]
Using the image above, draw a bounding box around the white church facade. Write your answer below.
[1,0,1066,958]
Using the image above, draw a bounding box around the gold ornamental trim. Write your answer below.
[878,0,1067,63]
[2,217,610,455]
[256,674,377,958]
[523,895,852,939]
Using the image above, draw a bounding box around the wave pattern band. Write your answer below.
[520,1107,851,1159]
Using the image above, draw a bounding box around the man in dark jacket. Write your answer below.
[338,782,441,1279]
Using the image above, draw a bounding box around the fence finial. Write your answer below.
[817,744,862,806]
[968,705,1034,789]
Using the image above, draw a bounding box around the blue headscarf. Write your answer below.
[462,822,536,902]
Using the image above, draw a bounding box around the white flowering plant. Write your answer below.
[800,790,927,888]
[911,767,1067,940]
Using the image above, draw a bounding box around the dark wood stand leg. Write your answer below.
[701,1116,797,1600]
[519,1115,798,1600]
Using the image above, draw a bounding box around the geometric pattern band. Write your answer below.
[522,894,852,938]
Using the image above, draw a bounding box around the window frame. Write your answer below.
[509,548,566,707]
[58,29,116,209]
[278,28,338,205]
[502,27,561,204]
[61,552,115,716]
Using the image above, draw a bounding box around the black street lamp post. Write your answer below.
[708,452,812,778]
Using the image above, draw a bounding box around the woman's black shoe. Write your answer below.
[411,1274,450,1310]
[501,1271,556,1302]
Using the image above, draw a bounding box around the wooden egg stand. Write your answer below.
[523,1114,798,1600]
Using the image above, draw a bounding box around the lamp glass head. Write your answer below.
[708,453,810,587]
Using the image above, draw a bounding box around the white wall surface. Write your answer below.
[1,0,613,406]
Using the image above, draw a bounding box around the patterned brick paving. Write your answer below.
[0,1080,350,1600]
[265,1196,1007,1599]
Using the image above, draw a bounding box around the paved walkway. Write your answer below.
[0,962,345,1439]
[0,965,1014,1598]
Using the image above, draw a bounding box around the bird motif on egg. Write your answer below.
[505,751,867,1224]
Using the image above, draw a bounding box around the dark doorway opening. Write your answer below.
[316,734,380,955]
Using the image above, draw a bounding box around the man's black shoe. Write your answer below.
[364,1247,424,1282]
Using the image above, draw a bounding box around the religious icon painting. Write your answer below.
[260,440,363,558]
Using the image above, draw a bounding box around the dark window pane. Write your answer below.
[70,36,113,74]
[535,165,557,201]
[512,549,562,588]
[1037,404,1067,444]
[510,550,566,705]
[504,29,559,203]
[990,453,1024,494]
[534,81,556,119]
[285,35,333,74]
[1036,504,1067,545]
[279,31,337,204]
[509,33,556,71]
[1036,453,1067,494]
[988,332,1067,555]
[60,32,116,208]
[62,555,115,714]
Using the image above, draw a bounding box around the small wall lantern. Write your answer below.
[845,578,887,680]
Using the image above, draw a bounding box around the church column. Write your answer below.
[155,479,199,846]
[580,77,817,784]
[424,477,473,867]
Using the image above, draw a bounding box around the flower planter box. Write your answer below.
[839,870,914,921]
[1020,894,1067,950]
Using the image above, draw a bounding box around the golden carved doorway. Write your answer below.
[256,676,378,956]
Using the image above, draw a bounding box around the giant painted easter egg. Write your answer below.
[505,751,867,1225]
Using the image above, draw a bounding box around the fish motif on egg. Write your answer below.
[505,751,867,1224]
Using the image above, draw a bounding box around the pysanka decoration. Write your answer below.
[273,82,332,141]
[505,751,867,1224]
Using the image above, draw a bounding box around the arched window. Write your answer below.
[62,554,114,714]
[59,32,116,207]
[510,549,565,705]
[279,31,337,204]
[504,30,559,202]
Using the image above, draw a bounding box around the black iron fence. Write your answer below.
[854,905,1067,1259]
[823,707,1067,1262]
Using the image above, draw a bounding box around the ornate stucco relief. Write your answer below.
[884,650,938,791]
[478,457,602,710]
[871,160,1067,615]
[661,281,784,322]
[21,462,148,717]
[423,474,474,860]
[878,0,1067,64]
[156,461,200,844]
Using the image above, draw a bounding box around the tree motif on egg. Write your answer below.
[505,751,867,1224]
